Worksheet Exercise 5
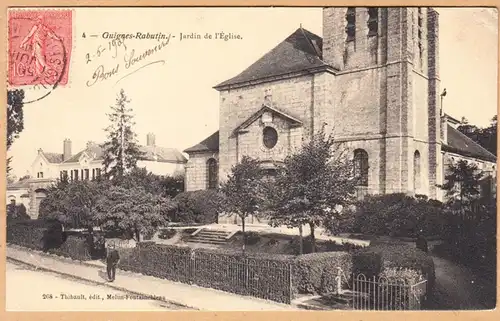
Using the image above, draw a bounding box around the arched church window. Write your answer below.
[353,149,369,186]
[263,127,278,149]
[367,7,378,36]
[414,150,421,192]
[207,158,218,189]
[345,7,356,42]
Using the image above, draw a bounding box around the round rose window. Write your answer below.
[263,127,278,149]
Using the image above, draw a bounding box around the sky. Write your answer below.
[7,7,499,178]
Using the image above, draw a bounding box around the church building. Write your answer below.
[184,7,496,203]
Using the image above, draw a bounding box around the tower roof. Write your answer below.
[214,28,328,90]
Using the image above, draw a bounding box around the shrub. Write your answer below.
[335,193,445,238]
[245,231,261,245]
[291,252,353,295]
[49,235,91,261]
[356,243,435,293]
[158,229,177,240]
[7,223,45,250]
[172,190,224,224]
[289,235,317,254]
[320,240,365,253]
[351,249,383,277]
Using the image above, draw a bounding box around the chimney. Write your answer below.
[63,139,72,161]
[147,133,156,147]
[441,115,448,145]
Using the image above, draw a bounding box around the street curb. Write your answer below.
[7,244,301,311]
[6,256,198,311]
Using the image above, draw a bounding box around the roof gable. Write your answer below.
[214,28,328,89]
[184,131,219,154]
[443,124,497,163]
[233,103,303,134]
[62,143,187,164]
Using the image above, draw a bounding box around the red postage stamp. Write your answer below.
[8,9,73,87]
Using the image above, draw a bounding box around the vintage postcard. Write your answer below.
[4,5,498,316]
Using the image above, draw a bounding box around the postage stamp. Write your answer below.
[8,9,72,90]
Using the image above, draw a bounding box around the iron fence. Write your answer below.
[119,245,293,304]
[351,274,428,310]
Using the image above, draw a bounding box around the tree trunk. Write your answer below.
[309,222,316,253]
[298,224,303,255]
[242,216,246,255]
[134,224,141,243]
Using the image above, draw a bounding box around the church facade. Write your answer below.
[184,7,496,203]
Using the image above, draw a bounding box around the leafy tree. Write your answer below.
[7,89,25,174]
[442,159,483,208]
[118,168,185,198]
[161,174,185,198]
[220,156,265,254]
[101,89,144,181]
[457,115,497,156]
[265,129,358,253]
[172,190,224,224]
[94,185,175,242]
[39,178,106,228]
[441,159,496,274]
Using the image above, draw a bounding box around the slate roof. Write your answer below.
[443,124,497,163]
[7,179,31,190]
[42,152,64,163]
[184,131,220,153]
[214,28,328,89]
[44,143,187,164]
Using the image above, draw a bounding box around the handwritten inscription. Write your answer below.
[86,35,171,87]
[84,30,243,87]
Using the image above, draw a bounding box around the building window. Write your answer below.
[263,127,278,149]
[207,158,218,189]
[74,169,79,181]
[367,7,378,36]
[414,150,421,192]
[37,172,44,178]
[84,169,90,180]
[60,171,68,180]
[345,7,356,42]
[417,8,424,65]
[96,168,101,178]
[353,149,369,186]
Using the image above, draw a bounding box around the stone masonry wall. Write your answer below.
[185,151,219,191]
[218,75,316,181]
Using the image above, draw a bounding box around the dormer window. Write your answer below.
[345,7,356,42]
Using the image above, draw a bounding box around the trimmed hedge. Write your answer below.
[7,220,92,261]
[291,252,352,295]
[336,193,445,238]
[354,243,435,293]
[49,235,91,261]
[7,223,45,250]
[119,242,293,303]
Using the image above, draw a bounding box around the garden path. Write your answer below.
[430,254,495,310]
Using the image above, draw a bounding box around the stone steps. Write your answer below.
[186,229,233,245]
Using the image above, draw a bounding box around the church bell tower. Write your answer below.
[322,7,442,199]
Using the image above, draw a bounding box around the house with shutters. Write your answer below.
[7,133,187,219]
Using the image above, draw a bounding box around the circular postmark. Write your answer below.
[8,11,71,104]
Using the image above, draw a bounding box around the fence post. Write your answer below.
[289,263,293,304]
[336,267,343,295]
[189,249,195,285]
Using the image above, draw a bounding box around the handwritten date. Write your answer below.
[86,38,128,64]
